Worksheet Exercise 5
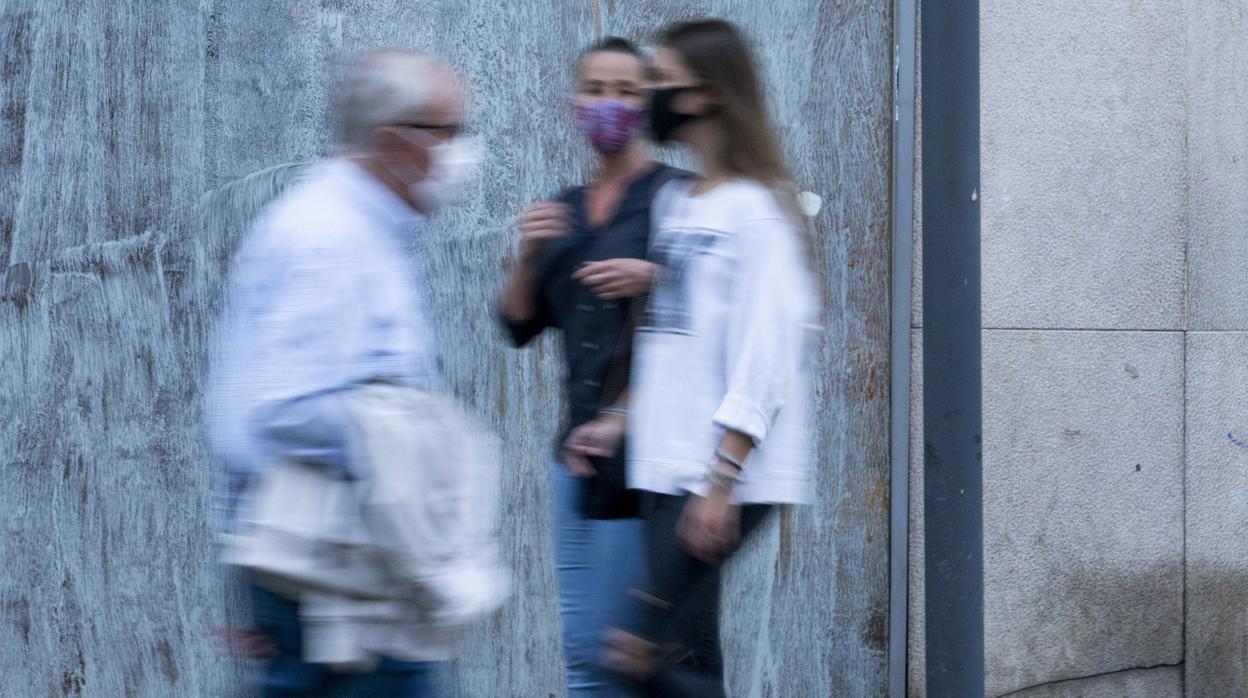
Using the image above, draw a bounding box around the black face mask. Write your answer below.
[649,85,706,143]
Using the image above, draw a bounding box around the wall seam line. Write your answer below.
[994,662,1185,698]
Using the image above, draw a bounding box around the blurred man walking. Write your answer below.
[206,50,502,697]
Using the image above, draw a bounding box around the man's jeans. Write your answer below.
[249,583,441,697]
[550,464,649,696]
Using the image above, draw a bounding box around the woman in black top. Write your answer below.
[500,37,682,696]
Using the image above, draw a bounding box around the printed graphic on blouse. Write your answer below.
[642,227,722,335]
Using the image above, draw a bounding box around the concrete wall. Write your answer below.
[0,1,894,696]
[910,1,1248,696]
[1184,0,1248,695]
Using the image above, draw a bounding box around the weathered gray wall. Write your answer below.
[909,0,1248,696]
[0,1,895,696]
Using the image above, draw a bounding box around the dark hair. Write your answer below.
[658,20,790,186]
[576,36,645,78]
[581,36,642,60]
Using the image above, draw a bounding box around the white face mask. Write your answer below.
[400,135,480,212]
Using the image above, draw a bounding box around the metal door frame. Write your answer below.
[889,0,918,695]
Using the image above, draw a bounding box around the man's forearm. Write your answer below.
[254,390,353,475]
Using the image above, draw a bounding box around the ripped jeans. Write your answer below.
[604,493,774,698]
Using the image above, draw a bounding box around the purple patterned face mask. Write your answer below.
[573,99,647,154]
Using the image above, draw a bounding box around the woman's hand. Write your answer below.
[573,259,657,300]
[677,485,741,564]
[561,413,627,477]
[517,202,572,261]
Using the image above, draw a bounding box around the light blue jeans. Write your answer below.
[550,463,648,697]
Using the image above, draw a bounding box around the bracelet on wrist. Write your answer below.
[704,459,743,491]
[714,447,745,472]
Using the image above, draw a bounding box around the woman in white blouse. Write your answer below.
[579,18,820,697]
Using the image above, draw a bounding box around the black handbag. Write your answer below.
[582,301,642,520]
[584,451,638,519]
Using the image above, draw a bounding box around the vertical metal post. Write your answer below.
[889,0,917,694]
[921,0,984,695]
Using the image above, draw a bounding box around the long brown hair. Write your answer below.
[659,19,819,273]
[659,20,792,188]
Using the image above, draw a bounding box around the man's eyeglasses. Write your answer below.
[393,122,463,138]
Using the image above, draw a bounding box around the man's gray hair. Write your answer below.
[333,49,440,149]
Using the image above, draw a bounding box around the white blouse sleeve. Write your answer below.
[711,215,815,445]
